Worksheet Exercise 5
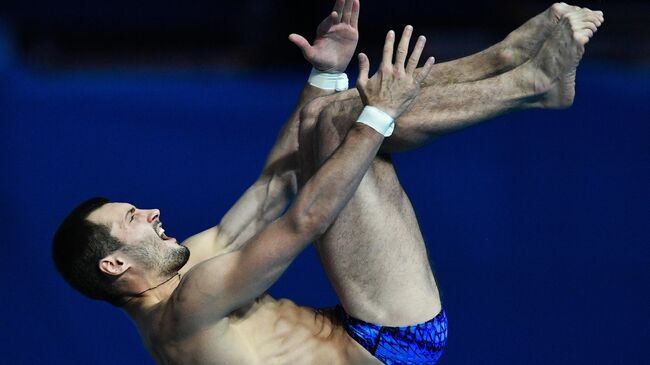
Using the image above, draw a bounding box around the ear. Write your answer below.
[99,253,132,277]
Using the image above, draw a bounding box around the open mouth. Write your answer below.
[154,222,172,241]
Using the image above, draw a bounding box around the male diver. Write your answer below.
[53,1,603,364]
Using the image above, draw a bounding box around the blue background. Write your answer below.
[1,23,649,365]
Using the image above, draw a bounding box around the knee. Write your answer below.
[300,91,364,158]
[316,94,365,139]
[315,101,347,145]
[316,101,340,129]
[308,101,350,161]
[298,96,345,150]
[299,96,331,137]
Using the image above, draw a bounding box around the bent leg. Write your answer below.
[297,9,601,326]
[302,55,546,156]
[297,58,542,166]
[301,6,602,154]
[302,99,440,326]
[302,77,529,325]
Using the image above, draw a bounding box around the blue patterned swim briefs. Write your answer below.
[336,306,448,365]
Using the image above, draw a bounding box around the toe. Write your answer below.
[581,21,598,33]
[551,2,572,15]
[573,31,590,45]
[585,12,602,25]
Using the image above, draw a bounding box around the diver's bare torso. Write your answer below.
[140,294,380,365]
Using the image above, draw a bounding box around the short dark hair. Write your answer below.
[52,197,125,306]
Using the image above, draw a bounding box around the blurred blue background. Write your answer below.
[1,1,648,364]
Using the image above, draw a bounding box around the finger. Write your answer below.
[342,0,354,24]
[381,30,395,67]
[333,0,344,15]
[358,53,370,84]
[351,0,360,28]
[406,35,426,75]
[328,11,339,26]
[395,25,414,70]
[574,31,589,45]
[415,56,435,85]
[288,34,312,54]
[333,0,344,22]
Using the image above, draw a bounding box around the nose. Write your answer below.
[146,209,160,223]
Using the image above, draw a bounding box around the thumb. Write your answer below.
[357,53,370,84]
[288,34,312,55]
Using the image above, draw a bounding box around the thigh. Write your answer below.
[308,101,442,327]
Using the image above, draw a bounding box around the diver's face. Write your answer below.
[87,202,189,275]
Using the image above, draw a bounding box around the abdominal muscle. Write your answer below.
[151,295,379,365]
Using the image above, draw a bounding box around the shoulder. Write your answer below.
[166,249,246,319]
[179,225,232,275]
[181,225,220,254]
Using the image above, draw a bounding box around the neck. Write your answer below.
[122,272,182,317]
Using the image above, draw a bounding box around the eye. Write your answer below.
[130,214,135,223]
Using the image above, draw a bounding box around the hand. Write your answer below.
[289,0,360,73]
[356,26,435,119]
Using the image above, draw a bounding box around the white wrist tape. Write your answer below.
[357,106,395,137]
[308,68,349,91]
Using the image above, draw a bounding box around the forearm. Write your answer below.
[216,175,293,252]
[216,83,336,250]
[224,122,382,312]
[216,0,360,248]
[174,123,382,319]
[176,26,427,318]
[287,24,431,237]
[288,123,383,239]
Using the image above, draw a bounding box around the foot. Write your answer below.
[525,8,604,108]
[498,3,598,68]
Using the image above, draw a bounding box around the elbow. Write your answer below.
[286,208,329,240]
[307,215,330,238]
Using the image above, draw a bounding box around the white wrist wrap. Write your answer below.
[308,68,349,91]
[357,106,395,137]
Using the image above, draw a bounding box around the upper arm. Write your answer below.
[176,86,336,268]
[214,86,336,250]
[217,167,298,251]
[181,122,300,267]
[170,214,310,328]
[178,169,298,273]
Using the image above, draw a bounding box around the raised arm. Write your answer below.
[171,28,435,327]
[181,1,361,265]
